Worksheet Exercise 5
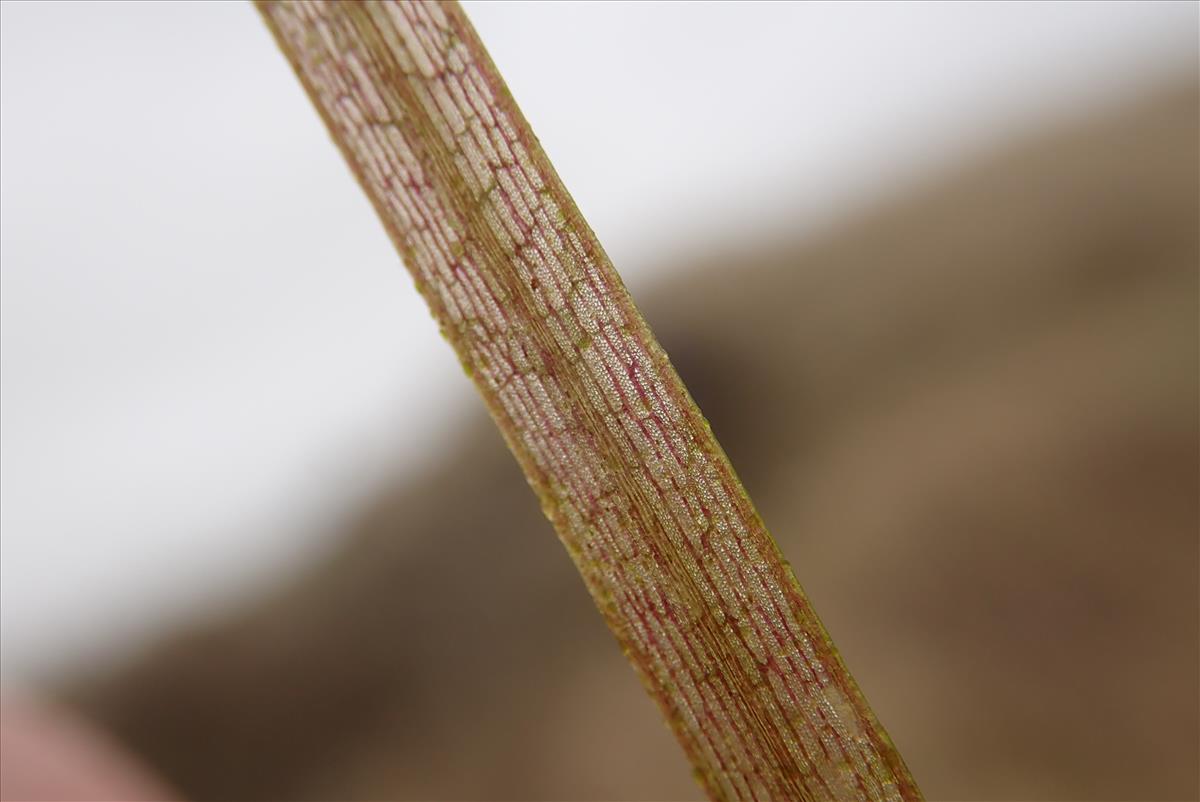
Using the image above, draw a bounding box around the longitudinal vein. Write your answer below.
[257,3,922,800]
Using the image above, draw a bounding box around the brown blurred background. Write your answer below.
[64,79,1200,800]
[2,3,1197,801]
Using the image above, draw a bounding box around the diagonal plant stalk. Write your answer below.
[257,2,921,799]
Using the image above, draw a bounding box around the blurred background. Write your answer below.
[1,1,1196,800]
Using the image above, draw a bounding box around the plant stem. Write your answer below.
[257,3,921,799]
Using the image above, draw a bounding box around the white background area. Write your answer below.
[1,1,1195,681]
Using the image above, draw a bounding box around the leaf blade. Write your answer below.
[257,3,921,799]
